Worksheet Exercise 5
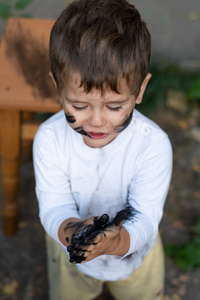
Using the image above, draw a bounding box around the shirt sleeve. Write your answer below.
[33,124,80,244]
[123,133,173,256]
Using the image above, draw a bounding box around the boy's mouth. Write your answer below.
[87,132,108,139]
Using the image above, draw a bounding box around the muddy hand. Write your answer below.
[67,214,109,263]
[71,214,109,244]
[68,208,133,263]
[71,207,131,246]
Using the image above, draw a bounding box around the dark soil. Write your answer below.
[0,106,200,300]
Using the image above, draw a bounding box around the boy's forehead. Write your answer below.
[64,72,133,101]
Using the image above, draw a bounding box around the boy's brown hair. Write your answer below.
[49,0,151,97]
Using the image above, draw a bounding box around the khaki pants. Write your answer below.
[46,234,165,300]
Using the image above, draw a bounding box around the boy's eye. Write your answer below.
[107,106,122,112]
[72,105,88,111]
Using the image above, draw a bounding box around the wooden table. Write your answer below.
[0,18,61,235]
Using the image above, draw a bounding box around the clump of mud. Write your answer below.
[5,22,58,100]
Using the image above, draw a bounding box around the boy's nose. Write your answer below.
[89,110,106,127]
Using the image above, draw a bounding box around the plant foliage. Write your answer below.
[0,0,33,19]
[15,0,33,10]
[138,58,200,115]
[165,219,200,271]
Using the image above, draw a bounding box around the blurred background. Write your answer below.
[0,0,200,299]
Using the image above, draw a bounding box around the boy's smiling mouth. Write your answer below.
[86,132,108,139]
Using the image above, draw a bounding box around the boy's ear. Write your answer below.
[49,72,63,105]
[135,73,152,104]
[49,71,57,88]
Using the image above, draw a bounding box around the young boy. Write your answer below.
[33,0,173,299]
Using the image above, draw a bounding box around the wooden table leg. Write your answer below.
[21,112,34,161]
[0,110,20,235]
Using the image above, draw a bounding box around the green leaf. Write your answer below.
[0,2,11,19]
[15,0,33,10]
[164,245,176,256]
[165,220,200,271]
[187,78,200,100]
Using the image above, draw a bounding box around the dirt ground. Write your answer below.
[0,106,200,300]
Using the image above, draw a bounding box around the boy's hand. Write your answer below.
[59,214,109,262]
[69,214,109,242]
[68,209,130,263]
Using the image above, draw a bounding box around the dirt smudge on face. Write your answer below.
[65,113,76,124]
[114,110,133,132]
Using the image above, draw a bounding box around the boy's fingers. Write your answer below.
[112,209,128,226]
[82,230,104,245]
[69,247,83,257]
[71,214,109,244]
[70,247,89,257]
[67,244,72,252]
[72,235,95,247]
[73,223,96,241]
[81,223,97,238]
[112,206,137,227]
[94,214,109,228]
[71,239,82,248]
[69,255,86,264]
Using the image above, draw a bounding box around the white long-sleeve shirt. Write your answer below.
[33,109,172,281]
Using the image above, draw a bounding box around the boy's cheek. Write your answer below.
[64,112,91,138]
[64,109,83,127]
[114,109,133,133]
[65,112,76,124]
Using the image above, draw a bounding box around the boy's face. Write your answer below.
[59,72,150,148]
